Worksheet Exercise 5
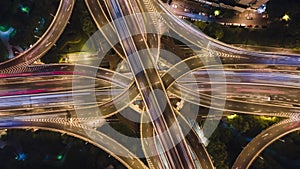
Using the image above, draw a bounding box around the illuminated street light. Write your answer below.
[214,10,221,16]
[260,116,277,122]
[15,153,27,161]
[57,154,63,160]
[281,14,290,22]
[227,114,237,120]
[20,5,30,14]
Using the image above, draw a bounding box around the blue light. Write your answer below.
[257,4,266,13]
[41,18,45,25]
[34,18,45,34]
[15,153,27,161]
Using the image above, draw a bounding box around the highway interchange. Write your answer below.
[0,0,300,168]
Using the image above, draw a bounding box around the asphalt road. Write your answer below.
[0,0,300,169]
[0,0,75,73]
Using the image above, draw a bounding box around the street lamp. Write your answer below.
[214,10,221,16]
[281,14,290,22]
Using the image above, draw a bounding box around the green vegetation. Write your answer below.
[194,21,224,40]
[252,131,300,169]
[8,0,59,47]
[193,19,300,49]
[41,0,97,64]
[206,115,282,169]
[207,120,232,169]
[221,9,235,19]
[227,115,280,136]
[0,0,60,62]
[0,129,126,169]
[193,0,300,49]
[193,2,300,168]
[98,121,141,156]
[194,0,300,169]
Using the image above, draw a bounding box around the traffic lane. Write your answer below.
[169,84,299,117]
[105,0,197,168]
[0,117,148,169]
[0,76,115,97]
[0,0,75,72]
[232,119,300,169]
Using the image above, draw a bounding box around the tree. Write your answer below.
[204,22,224,40]
[215,28,224,40]
[193,21,207,31]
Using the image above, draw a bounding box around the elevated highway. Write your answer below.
[0,114,148,169]
[0,0,300,168]
[232,118,300,169]
[0,62,299,168]
[0,0,75,73]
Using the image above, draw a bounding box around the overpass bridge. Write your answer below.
[0,0,299,168]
